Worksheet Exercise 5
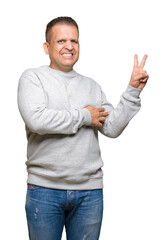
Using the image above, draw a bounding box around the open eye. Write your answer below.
[71,40,78,44]
[57,40,65,43]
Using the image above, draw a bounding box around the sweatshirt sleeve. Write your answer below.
[17,71,92,135]
[98,85,142,138]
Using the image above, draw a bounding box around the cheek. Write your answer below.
[49,49,61,60]
[50,44,62,54]
[75,46,79,56]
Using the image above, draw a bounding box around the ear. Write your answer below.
[43,42,49,55]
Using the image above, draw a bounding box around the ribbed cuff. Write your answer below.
[126,84,142,98]
[81,108,92,125]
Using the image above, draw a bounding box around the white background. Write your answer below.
[1,0,165,239]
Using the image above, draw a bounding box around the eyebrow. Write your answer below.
[57,39,65,41]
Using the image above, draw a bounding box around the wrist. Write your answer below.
[129,79,139,89]
[126,84,142,98]
[81,108,92,126]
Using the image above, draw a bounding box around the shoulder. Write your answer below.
[20,66,46,77]
[18,66,47,87]
[19,66,47,83]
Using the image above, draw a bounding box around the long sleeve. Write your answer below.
[98,85,142,138]
[17,71,91,135]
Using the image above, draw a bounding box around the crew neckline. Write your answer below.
[44,65,77,79]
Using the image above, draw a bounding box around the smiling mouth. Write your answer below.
[61,53,73,57]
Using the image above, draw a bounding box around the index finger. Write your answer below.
[134,54,139,68]
[139,54,148,69]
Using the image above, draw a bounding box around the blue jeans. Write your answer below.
[25,184,103,240]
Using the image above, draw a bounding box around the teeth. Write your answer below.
[62,53,73,56]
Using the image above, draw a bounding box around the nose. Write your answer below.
[64,41,73,50]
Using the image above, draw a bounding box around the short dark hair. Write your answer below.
[45,16,79,43]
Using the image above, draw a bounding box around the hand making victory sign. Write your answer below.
[129,54,149,90]
[86,54,149,127]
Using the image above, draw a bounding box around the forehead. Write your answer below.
[50,24,79,40]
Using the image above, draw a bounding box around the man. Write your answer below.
[17,17,149,240]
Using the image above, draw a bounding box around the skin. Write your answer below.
[43,24,79,72]
[129,54,149,90]
[43,24,149,127]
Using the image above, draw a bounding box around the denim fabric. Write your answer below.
[25,184,103,240]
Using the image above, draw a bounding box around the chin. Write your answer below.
[62,60,77,68]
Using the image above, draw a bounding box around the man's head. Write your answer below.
[43,17,79,72]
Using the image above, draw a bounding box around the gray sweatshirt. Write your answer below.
[17,65,141,190]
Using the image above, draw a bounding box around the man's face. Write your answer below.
[43,24,79,72]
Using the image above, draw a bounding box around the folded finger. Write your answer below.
[134,73,148,80]
[140,76,149,82]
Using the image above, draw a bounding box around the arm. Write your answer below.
[17,71,91,135]
[97,85,142,138]
[87,54,149,138]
